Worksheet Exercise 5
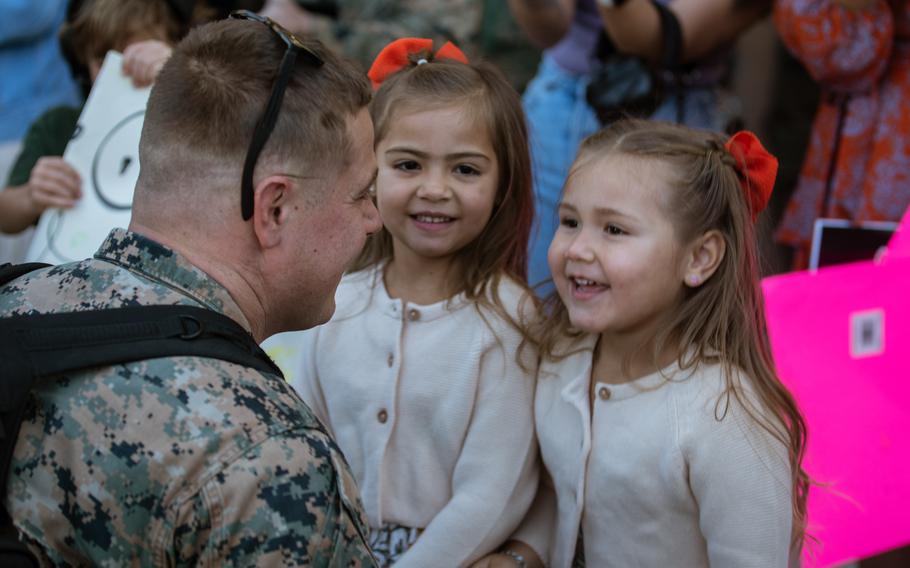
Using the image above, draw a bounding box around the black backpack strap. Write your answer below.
[0,304,283,530]
[651,1,686,123]
[592,5,682,69]
[653,1,683,72]
[0,524,37,568]
[0,304,282,381]
[0,263,51,288]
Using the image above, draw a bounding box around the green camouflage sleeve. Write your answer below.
[303,0,483,69]
[171,431,376,567]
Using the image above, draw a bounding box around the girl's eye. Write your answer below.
[395,160,420,172]
[454,164,480,176]
[559,216,578,229]
[605,223,625,236]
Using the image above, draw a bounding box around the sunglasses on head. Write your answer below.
[228,10,324,220]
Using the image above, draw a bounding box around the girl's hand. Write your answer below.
[26,157,82,213]
[122,39,173,87]
[470,543,544,568]
[469,553,522,568]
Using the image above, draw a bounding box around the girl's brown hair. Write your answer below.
[539,118,809,548]
[352,49,537,342]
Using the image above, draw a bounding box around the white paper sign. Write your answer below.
[27,52,150,263]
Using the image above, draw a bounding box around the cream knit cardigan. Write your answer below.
[291,267,539,568]
[514,335,794,568]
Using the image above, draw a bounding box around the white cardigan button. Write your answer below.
[598,386,611,401]
[377,409,389,424]
[407,308,421,321]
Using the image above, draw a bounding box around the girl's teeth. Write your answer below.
[415,215,451,223]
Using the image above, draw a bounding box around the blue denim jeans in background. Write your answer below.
[523,55,722,293]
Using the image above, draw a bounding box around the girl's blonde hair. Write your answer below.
[351,49,537,346]
[539,118,809,548]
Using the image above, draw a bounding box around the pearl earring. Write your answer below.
[688,275,700,286]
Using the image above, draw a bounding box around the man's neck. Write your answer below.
[127,221,269,342]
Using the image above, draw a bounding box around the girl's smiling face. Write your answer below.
[548,153,690,341]
[374,102,499,267]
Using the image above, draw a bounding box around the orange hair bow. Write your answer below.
[724,131,778,221]
[367,37,469,89]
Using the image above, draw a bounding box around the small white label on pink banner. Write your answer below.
[850,309,885,358]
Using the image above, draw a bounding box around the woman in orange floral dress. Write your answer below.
[774,0,910,268]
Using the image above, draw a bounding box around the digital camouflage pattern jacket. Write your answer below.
[0,228,376,567]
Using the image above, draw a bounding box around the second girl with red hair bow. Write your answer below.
[290,38,540,566]
[478,120,810,568]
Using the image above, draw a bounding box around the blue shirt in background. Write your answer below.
[0,0,80,143]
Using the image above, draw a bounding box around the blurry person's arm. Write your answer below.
[774,0,894,92]
[507,0,576,49]
[261,0,483,68]
[598,0,769,64]
[0,188,40,235]
[0,157,81,234]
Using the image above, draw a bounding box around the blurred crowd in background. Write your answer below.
[1,1,908,565]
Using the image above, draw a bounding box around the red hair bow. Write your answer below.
[367,37,469,89]
[724,131,778,221]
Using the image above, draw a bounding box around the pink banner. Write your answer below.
[762,208,910,566]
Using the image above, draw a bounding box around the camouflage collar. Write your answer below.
[94,228,251,330]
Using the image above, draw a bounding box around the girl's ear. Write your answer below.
[682,230,725,288]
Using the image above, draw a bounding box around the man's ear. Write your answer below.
[251,175,294,249]
[682,229,725,288]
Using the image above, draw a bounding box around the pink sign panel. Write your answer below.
[762,210,910,566]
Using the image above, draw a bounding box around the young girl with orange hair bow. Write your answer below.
[289,38,540,566]
[478,120,810,568]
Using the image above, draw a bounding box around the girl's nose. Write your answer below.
[565,231,596,263]
[415,170,450,200]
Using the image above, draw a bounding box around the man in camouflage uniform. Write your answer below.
[0,16,381,567]
[260,0,540,90]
